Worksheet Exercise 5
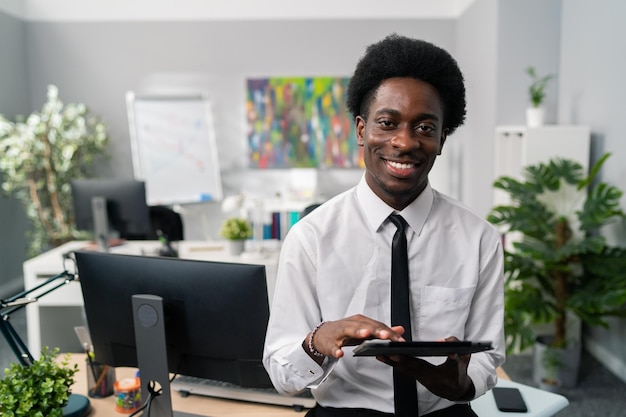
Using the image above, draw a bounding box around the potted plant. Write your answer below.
[219,217,253,256]
[0,85,109,256]
[525,66,554,127]
[0,347,78,416]
[487,153,626,387]
[538,345,563,393]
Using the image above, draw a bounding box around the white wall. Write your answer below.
[455,0,563,219]
[455,0,499,218]
[558,0,626,382]
[495,0,562,126]
[0,0,476,21]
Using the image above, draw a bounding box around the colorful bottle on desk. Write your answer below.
[114,376,141,413]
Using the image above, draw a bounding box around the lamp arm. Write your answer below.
[2,270,73,306]
[0,316,34,365]
[0,269,78,366]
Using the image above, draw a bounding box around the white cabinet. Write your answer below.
[493,125,590,207]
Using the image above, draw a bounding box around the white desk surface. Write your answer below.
[471,378,569,417]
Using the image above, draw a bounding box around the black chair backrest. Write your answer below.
[300,203,322,219]
[148,205,184,241]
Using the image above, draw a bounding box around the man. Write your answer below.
[263,34,505,417]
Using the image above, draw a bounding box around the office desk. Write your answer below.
[35,242,568,417]
[66,354,304,416]
[66,352,567,417]
[23,240,280,356]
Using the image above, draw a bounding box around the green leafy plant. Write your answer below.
[0,85,109,256]
[0,347,78,417]
[220,217,253,240]
[526,66,554,107]
[488,153,626,353]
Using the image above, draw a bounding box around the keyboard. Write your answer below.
[171,375,316,411]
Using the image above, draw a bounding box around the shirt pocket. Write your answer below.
[417,286,475,340]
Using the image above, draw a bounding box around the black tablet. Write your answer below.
[352,340,493,357]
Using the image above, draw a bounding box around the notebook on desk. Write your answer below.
[171,375,316,411]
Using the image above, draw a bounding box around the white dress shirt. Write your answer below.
[263,176,505,415]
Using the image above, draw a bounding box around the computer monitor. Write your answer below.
[74,251,271,417]
[71,179,151,240]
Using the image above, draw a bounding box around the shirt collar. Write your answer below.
[356,175,434,236]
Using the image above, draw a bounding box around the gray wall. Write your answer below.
[558,0,626,380]
[0,11,29,296]
[22,19,455,240]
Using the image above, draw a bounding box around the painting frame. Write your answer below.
[246,76,362,169]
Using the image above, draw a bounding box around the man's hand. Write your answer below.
[302,314,405,363]
[376,336,476,401]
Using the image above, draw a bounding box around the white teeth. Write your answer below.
[387,160,413,170]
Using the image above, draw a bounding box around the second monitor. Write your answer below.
[71,178,151,241]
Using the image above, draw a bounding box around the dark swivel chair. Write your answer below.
[148,205,184,241]
[300,203,323,219]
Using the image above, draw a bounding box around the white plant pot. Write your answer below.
[526,107,545,127]
[539,377,562,393]
[226,240,245,256]
[533,335,581,388]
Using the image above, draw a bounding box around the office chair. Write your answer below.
[148,205,184,241]
[300,203,322,219]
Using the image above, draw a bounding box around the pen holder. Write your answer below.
[86,359,115,398]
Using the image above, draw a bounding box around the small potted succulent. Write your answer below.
[0,347,78,416]
[219,217,253,256]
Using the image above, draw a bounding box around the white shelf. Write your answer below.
[493,125,590,207]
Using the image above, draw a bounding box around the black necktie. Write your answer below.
[389,214,419,417]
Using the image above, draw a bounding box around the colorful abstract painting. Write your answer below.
[246,77,363,169]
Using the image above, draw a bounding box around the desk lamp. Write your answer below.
[0,260,91,417]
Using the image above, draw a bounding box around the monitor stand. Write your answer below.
[91,196,110,252]
[132,294,202,417]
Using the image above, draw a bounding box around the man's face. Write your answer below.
[356,77,448,210]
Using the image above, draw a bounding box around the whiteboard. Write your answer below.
[126,92,223,206]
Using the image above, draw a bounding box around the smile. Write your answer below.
[385,159,416,170]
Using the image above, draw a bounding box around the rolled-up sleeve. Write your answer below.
[263,223,335,394]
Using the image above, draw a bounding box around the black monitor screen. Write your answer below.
[74,251,272,388]
[71,179,151,240]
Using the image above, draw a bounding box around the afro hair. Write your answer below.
[346,34,466,135]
